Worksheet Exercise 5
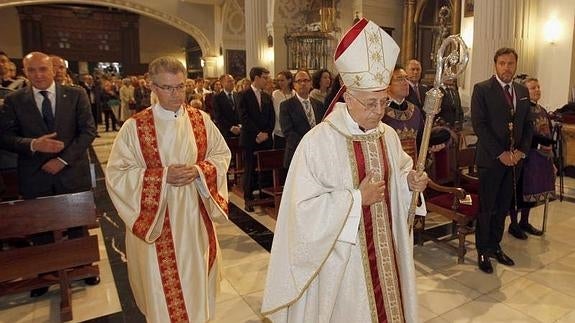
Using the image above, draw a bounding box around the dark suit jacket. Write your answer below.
[280,96,326,168]
[406,82,429,110]
[438,85,464,126]
[471,76,533,169]
[238,87,275,149]
[213,91,240,139]
[0,84,96,198]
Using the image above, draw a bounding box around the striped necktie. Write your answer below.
[303,100,315,127]
[40,90,55,131]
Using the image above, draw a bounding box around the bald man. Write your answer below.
[405,59,429,110]
[0,51,98,295]
[50,55,71,85]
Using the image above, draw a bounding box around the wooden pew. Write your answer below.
[0,191,100,322]
[0,168,19,201]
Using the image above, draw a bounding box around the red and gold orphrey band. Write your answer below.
[132,106,220,322]
[350,136,406,323]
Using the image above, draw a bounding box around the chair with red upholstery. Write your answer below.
[423,146,479,263]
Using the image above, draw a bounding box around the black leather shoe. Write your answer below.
[490,249,515,266]
[477,253,493,274]
[30,287,49,298]
[508,224,528,240]
[520,223,544,236]
[84,276,101,286]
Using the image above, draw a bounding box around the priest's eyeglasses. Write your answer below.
[346,91,389,112]
[153,83,186,93]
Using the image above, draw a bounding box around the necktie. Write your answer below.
[504,84,513,107]
[255,90,262,111]
[413,84,421,103]
[40,90,55,131]
[227,92,235,107]
[303,100,315,127]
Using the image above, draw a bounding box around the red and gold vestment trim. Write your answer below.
[131,106,220,321]
[349,136,406,323]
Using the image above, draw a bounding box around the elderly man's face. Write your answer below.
[24,53,55,90]
[51,56,67,83]
[345,88,389,130]
[406,60,422,83]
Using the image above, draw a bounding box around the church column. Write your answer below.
[401,0,416,64]
[204,4,224,78]
[470,0,538,88]
[245,0,270,72]
[451,0,461,34]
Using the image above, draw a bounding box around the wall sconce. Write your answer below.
[200,58,205,68]
[543,18,561,44]
[267,34,274,48]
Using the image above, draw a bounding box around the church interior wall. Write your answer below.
[534,0,575,109]
[139,15,189,65]
[0,6,23,58]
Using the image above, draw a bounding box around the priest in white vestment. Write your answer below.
[261,18,427,323]
[106,56,230,323]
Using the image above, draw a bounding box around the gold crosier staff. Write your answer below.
[407,35,469,232]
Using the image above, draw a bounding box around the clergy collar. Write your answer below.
[389,97,405,106]
[153,103,184,120]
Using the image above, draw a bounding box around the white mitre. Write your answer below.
[334,18,400,91]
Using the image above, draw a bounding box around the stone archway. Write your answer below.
[0,0,214,56]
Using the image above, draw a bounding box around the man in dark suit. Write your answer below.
[238,67,275,211]
[213,74,241,139]
[437,78,464,128]
[405,59,429,110]
[471,47,533,274]
[79,74,101,137]
[0,51,98,294]
[280,70,326,169]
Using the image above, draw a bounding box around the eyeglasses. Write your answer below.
[346,91,389,112]
[153,83,186,93]
[295,79,311,84]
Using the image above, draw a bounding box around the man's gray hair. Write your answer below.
[148,56,186,83]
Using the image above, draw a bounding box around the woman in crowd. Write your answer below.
[271,70,295,149]
[508,77,556,239]
[309,69,332,106]
[100,80,119,132]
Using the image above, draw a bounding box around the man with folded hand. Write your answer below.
[471,47,533,274]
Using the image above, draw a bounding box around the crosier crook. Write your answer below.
[407,34,469,232]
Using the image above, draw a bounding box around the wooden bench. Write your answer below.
[0,191,100,322]
[0,168,19,201]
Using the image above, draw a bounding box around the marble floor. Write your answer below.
[1,127,575,323]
